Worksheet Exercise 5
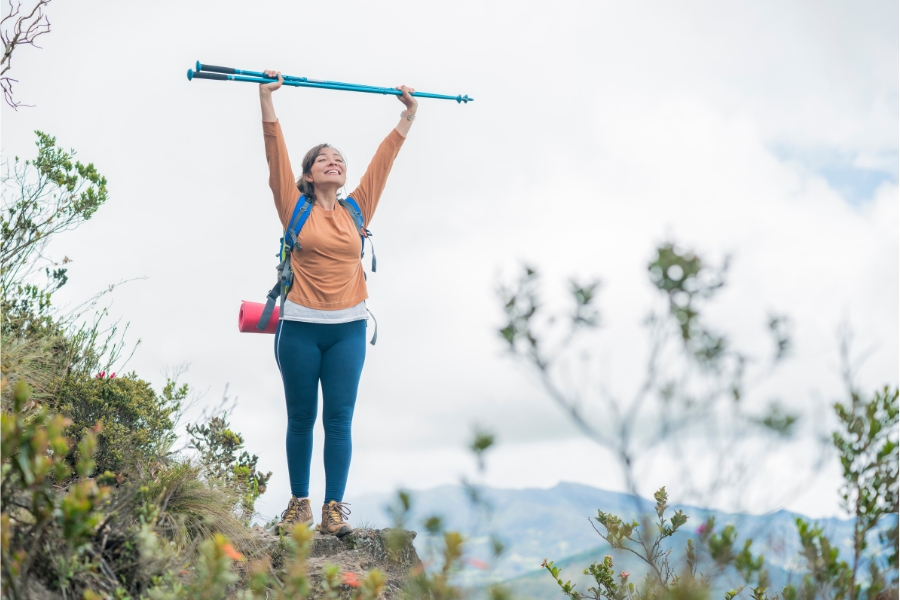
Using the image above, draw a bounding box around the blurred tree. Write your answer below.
[497,242,799,510]
[500,242,898,600]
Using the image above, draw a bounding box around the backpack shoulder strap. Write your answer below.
[338,197,376,272]
[256,194,312,330]
[286,194,313,250]
[338,197,364,230]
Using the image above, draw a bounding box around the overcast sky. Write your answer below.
[2,0,897,520]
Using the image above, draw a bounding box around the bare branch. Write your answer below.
[1,0,52,109]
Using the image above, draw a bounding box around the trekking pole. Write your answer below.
[195,61,390,92]
[187,61,474,104]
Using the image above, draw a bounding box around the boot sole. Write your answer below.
[320,525,353,538]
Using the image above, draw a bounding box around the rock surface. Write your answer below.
[252,526,421,599]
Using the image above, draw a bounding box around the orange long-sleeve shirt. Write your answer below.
[263,120,404,310]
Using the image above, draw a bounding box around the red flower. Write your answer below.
[342,572,360,588]
[109,372,116,379]
[221,543,244,561]
[467,558,490,570]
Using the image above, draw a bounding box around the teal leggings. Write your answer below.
[274,319,366,502]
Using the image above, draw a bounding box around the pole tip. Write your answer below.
[196,61,202,72]
[187,69,194,81]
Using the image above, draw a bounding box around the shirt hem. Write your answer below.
[284,295,369,311]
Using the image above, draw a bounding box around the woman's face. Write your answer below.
[305,147,347,190]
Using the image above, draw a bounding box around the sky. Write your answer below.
[1,0,897,521]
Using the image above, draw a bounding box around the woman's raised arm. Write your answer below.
[347,87,417,224]
[260,70,296,225]
[259,70,284,122]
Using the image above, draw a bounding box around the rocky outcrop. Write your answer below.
[252,527,421,599]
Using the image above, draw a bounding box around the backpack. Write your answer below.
[256,194,377,342]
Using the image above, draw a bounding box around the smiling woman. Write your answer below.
[257,69,418,539]
[296,143,348,200]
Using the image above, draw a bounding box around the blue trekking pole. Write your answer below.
[187,61,474,104]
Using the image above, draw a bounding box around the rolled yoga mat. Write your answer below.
[238,301,279,334]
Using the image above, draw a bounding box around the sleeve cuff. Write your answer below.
[262,119,281,136]
[387,127,406,147]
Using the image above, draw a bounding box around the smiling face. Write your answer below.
[304,147,347,191]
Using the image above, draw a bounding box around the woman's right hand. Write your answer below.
[260,70,284,93]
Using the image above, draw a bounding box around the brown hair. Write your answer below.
[295,143,346,201]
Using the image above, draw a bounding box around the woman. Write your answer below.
[260,70,417,537]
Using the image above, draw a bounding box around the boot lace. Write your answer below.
[281,497,302,522]
[326,501,351,524]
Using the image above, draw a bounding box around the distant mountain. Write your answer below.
[348,481,895,595]
[351,482,650,581]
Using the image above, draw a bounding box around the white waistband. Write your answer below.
[280,299,368,324]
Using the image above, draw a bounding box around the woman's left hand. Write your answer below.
[394,85,418,138]
[396,85,418,113]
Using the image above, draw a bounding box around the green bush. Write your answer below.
[50,372,182,475]
[2,130,135,414]
[1,130,288,598]
[1,380,110,597]
[186,413,272,523]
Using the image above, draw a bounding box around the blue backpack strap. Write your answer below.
[256,195,313,330]
[339,197,375,272]
[340,197,364,229]
[285,194,313,251]
[338,197,379,346]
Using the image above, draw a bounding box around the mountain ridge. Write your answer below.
[339,480,882,588]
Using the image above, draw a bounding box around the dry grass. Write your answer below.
[149,458,266,558]
[0,331,66,406]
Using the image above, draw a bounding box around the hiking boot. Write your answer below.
[320,501,352,537]
[277,496,313,533]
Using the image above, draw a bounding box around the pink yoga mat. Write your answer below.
[238,301,279,334]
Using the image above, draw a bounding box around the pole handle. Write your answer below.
[188,70,228,81]
[196,62,236,75]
